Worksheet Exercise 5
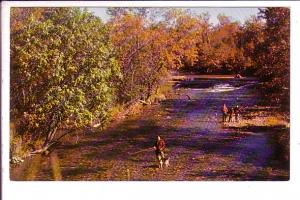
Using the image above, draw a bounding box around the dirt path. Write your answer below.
[11,75,289,181]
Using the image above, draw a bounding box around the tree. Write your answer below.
[108,8,202,103]
[255,8,290,107]
[108,11,157,102]
[194,14,241,74]
[236,16,264,75]
[161,9,202,69]
[11,8,121,152]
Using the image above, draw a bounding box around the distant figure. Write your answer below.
[186,95,192,101]
[228,107,234,122]
[233,105,240,122]
[154,136,166,168]
[235,74,242,79]
[221,104,228,122]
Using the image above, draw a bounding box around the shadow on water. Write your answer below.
[61,166,104,178]
[190,169,288,181]
[167,76,288,180]
[10,75,289,181]
[143,164,158,169]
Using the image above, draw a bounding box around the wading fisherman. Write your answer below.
[228,107,235,122]
[233,105,240,122]
[221,103,228,122]
[154,136,166,167]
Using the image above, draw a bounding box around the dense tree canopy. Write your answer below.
[108,8,202,102]
[11,8,121,149]
[255,8,290,106]
[10,7,290,154]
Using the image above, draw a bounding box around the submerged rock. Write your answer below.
[10,156,24,164]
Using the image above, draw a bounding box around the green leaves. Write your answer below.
[11,8,121,144]
[255,8,290,107]
[10,7,290,149]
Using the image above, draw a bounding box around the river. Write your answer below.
[10,75,289,181]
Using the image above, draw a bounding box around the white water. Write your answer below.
[210,83,237,92]
[185,82,257,93]
[185,83,237,93]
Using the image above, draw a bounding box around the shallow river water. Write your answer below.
[11,75,289,181]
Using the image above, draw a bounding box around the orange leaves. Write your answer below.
[107,8,204,101]
[110,8,203,71]
[158,9,203,69]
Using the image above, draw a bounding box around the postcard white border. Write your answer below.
[2,1,300,200]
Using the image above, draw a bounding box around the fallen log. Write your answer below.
[138,99,151,105]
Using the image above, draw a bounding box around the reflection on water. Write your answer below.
[50,151,62,181]
[11,154,41,181]
[11,151,62,181]
[24,154,42,181]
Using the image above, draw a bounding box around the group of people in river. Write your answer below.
[221,103,240,123]
[151,104,241,169]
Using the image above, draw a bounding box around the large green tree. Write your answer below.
[11,8,121,152]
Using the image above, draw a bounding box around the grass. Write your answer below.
[227,115,289,129]
[108,80,173,124]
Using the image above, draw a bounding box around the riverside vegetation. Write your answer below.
[10,8,289,180]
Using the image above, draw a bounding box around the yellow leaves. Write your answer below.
[11,8,121,145]
[109,8,203,71]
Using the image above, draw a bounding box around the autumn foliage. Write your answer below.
[108,8,201,102]
[10,7,289,155]
[11,8,121,152]
[256,8,290,107]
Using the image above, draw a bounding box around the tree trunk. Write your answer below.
[43,122,59,148]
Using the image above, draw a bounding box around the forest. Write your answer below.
[10,7,289,163]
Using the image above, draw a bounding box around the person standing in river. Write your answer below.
[228,107,235,122]
[233,105,240,122]
[221,103,228,122]
[154,136,166,168]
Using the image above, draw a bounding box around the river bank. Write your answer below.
[225,105,290,163]
[10,75,290,181]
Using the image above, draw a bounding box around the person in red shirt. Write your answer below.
[221,103,228,122]
[154,136,166,168]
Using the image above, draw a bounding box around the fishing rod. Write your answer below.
[128,147,170,156]
[128,147,154,156]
